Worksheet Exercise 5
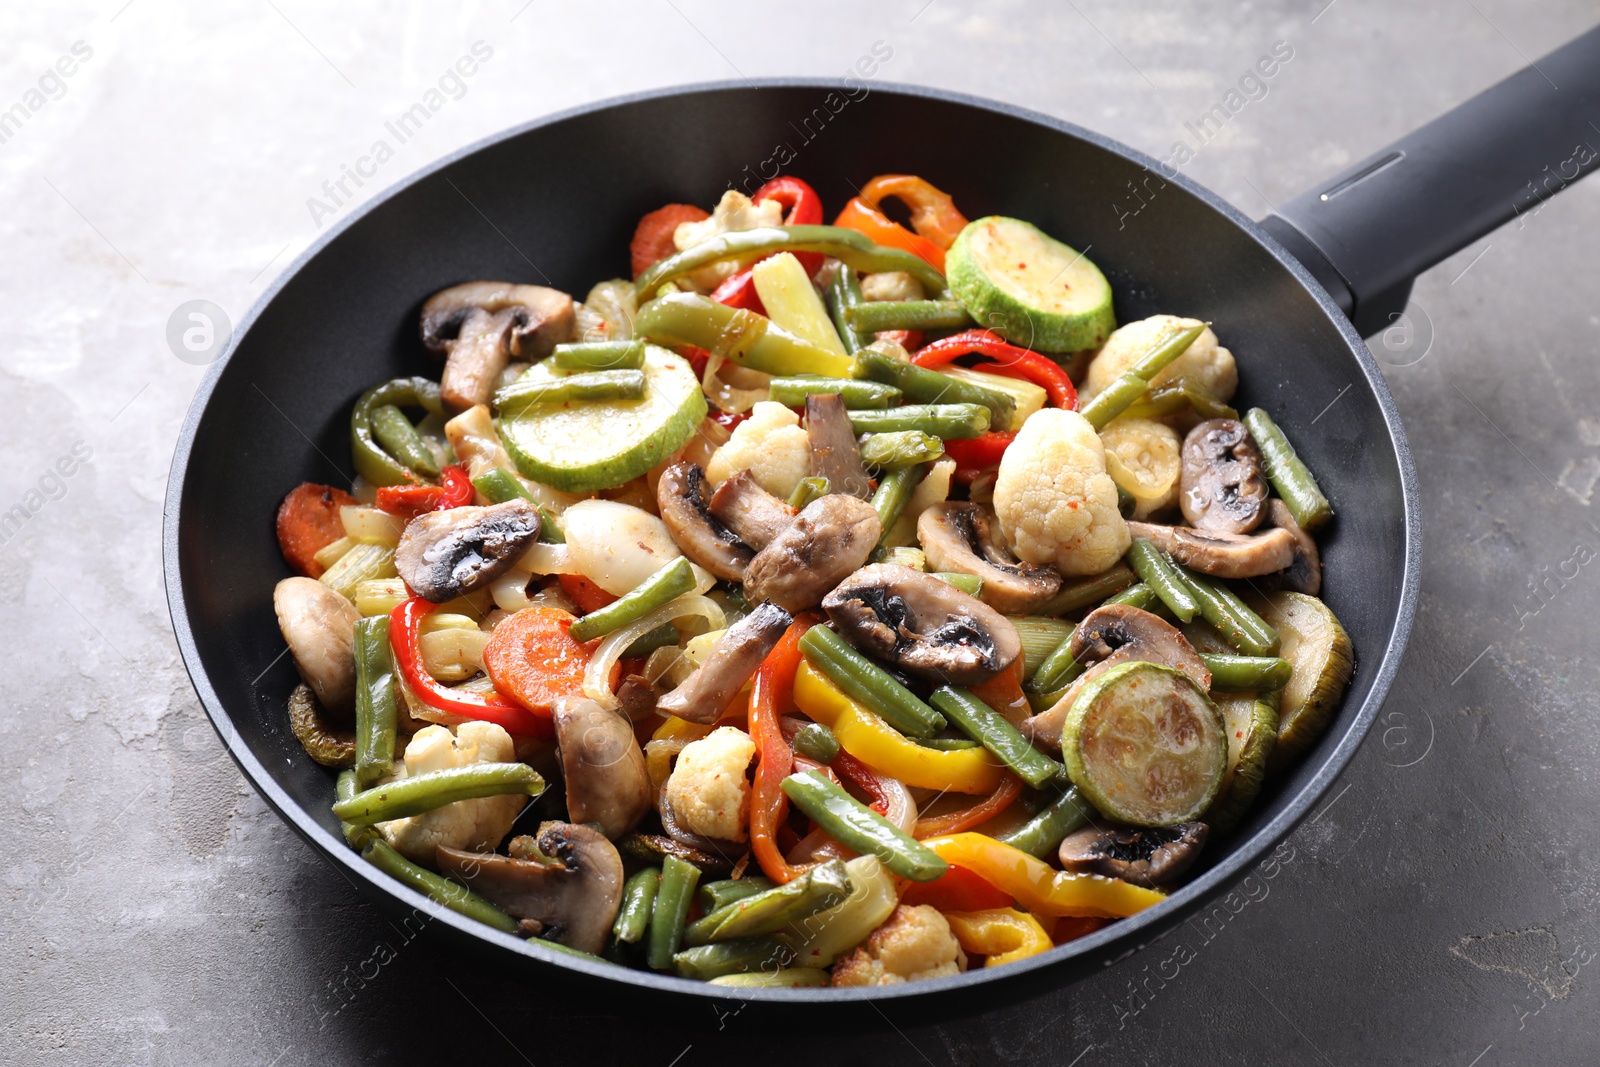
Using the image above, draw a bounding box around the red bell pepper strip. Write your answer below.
[708,408,751,434]
[911,773,1023,840]
[912,330,1078,410]
[859,175,969,250]
[389,595,553,738]
[749,613,820,885]
[709,270,765,314]
[375,464,474,516]
[834,196,947,272]
[899,863,1016,913]
[943,431,1015,485]
[876,329,925,353]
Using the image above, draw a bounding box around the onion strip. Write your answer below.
[583,594,725,710]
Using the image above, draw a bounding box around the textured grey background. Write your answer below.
[4,1,1599,1064]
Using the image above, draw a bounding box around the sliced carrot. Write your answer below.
[630,203,709,279]
[483,607,613,714]
[276,482,357,578]
[559,574,618,614]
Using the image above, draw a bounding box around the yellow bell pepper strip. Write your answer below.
[922,832,1167,918]
[944,908,1054,967]
[791,662,1004,794]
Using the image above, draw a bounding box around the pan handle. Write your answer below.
[1260,24,1600,337]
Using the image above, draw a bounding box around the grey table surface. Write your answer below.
[5,1,1599,1064]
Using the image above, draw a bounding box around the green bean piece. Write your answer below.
[1115,481,1137,518]
[683,860,852,946]
[860,430,945,471]
[930,687,1066,790]
[473,470,566,543]
[1123,376,1237,422]
[352,617,398,789]
[494,369,646,413]
[709,967,830,988]
[1035,564,1139,616]
[568,556,696,642]
[869,464,924,550]
[852,349,1014,426]
[1126,538,1201,623]
[336,769,378,849]
[1200,652,1293,690]
[1026,628,1085,694]
[912,736,983,751]
[780,770,949,882]
[1026,686,1070,714]
[787,476,831,510]
[635,293,851,377]
[1176,566,1280,656]
[672,937,795,981]
[1243,407,1334,530]
[1104,582,1160,610]
[360,839,517,933]
[332,763,546,826]
[826,262,872,354]
[530,938,608,962]
[613,867,661,944]
[369,403,440,479]
[1079,323,1208,429]
[635,224,947,299]
[647,855,702,971]
[791,721,842,763]
[845,299,975,334]
[537,506,566,543]
[848,403,991,440]
[997,785,1092,859]
[799,625,946,738]
[932,572,983,597]
[767,376,901,409]
[551,340,646,372]
[621,621,681,658]
[288,684,355,768]
[1009,616,1076,677]
[351,377,445,487]
[699,876,777,914]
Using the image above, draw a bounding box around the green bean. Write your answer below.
[494,369,646,412]
[1126,539,1200,623]
[1026,686,1070,714]
[473,470,566,543]
[1243,407,1334,530]
[787,475,831,510]
[845,299,974,334]
[1105,582,1160,610]
[1176,566,1280,656]
[1079,323,1208,429]
[360,838,517,933]
[621,621,681,658]
[791,721,841,763]
[568,556,695,642]
[826,262,872,355]
[848,404,992,439]
[912,736,983,751]
[351,377,445,487]
[1115,481,1137,518]
[369,404,440,479]
[859,430,945,470]
[530,938,608,962]
[332,763,546,826]
[647,855,702,971]
[998,785,1092,859]
[1035,564,1138,616]
[799,625,946,738]
[352,617,398,789]
[1123,376,1237,422]
[612,867,661,944]
[1009,616,1076,677]
[932,572,983,597]
[709,967,830,988]
[672,937,794,981]
[699,877,777,915]
[781,770,949,882]
[1200,652,1293,690]
[852,349,1014,426]
[767,376,901,409]
[635,224,947,298]
[870,464,925,553]
[336,769,377,849]
[288,684,355,768]
[635,293,851,377]
[683,860,852,946]
[930,687,1066,790]
[551,340,645,372]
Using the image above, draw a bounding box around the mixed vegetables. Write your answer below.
[271,173,1354,988]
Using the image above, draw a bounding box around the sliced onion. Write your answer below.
[703,351,771,414]
[876,774,918,836]
[514,541,583,576]
[644,737,691,796]
[489,571,536,613]
[583,594,726,710]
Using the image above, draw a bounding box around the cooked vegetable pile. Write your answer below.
[271,173,1353,988]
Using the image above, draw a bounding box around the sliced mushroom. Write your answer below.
[551,697,651,839]
[1180,418,1268,534]
[656,462,752,582]
[1258,499,1322,595]
[822,563,1021,685]
[273,577,361,714]
[657,601,793,724]
[420,282,576,410]
[708,470,796,551]
[436,822,623,954]
[1125,520,1296,579]
[1057,822,1208,888]
[395,500,542,602]
[917,502,1061,614]
[744,495,882,612]
[805,393,872,499]
[615,673,663,723]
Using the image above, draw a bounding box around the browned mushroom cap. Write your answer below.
[551,697,651,839]
[273,577,361,714]
[918,502,1061,614]
[1057,822,1208,887]
[1125,520,1296,579]
[1258,499,1322,595]
[656,462,752,583]
[657,601,794,724]
[420,282,576,410]
[436,822,623,954]
[708,470,797,551]
[1180,418,1268,534]
[394,500,542,602]
[805,393,873,499]
[744,495,881,613]
[823,563,1022,685]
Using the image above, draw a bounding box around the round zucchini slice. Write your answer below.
[498,345,706,494]
[1205,690,1279,831]
[947,216,1117,353]
[1247,591,1354,773]
[1061,660,1227,827]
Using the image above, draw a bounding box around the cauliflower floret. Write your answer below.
[378,721,525,865]
[665,726,755,842]
[859,270,927,303]
[673,190,786,290]
[704,401,811,500]
[1099,416,1182,520]
[1081,315,1237,403]
[831,905,968,986]
[993,408,1130,576]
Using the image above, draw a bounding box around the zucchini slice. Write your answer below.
[947,216,1117,353]
[1061,660,1227,827]
[498,345,706,494]
[1246,591,1354,772]
[1205,691,1279,831]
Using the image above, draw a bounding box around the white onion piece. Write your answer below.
[876,775,918,836]
[583,594,725,710]
[489,571,536,613]
[562,500,695,595]
[703,351,771,414]
[513,541,582,576]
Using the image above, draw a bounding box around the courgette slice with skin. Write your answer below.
[1205,690,1279,832]
[1246,591,1354,773]
[1061,660,1228,827]
[947,216,1117,353]
[498,345,706,494]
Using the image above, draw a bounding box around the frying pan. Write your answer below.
[164,27,1600,1014]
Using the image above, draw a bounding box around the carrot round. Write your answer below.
[630,203,709,279]
[483,607,610,715]
[557,574,618,614]
[276,482,357,578]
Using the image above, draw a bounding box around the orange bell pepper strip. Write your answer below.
[833,197,948,272]
[922,833,1167,918]
[899,864,1014,913]
[944,908,1054,967]
[911,773,1022,839]
[749,614,820,884]
[859,174,969,250]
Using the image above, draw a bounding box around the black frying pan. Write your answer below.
[163,26,1600,1015]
